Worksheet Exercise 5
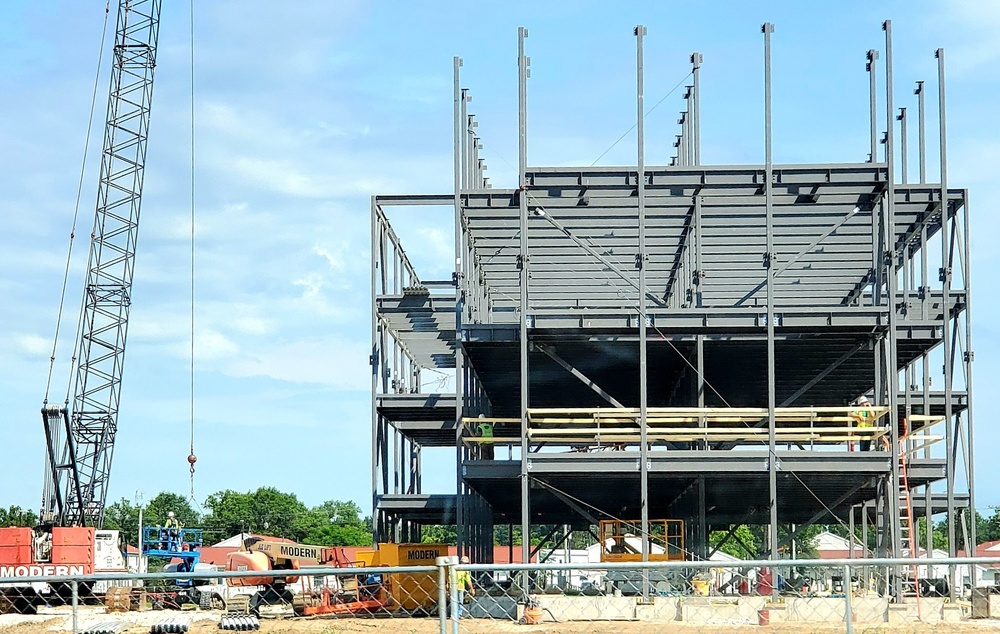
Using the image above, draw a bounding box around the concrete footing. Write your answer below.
[503,594,980,625]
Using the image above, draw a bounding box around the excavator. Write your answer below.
[225,537,446,617]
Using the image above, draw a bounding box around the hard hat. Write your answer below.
[168,511,175,518]
[460,556,470,564]
[858,395,870,405]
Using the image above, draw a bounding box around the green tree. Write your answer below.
[976,510,1000,544]
[103,493,200,547]
[146,492,199,528]
[297,501,372,546]
[103,498,140,545]
[915,517,948,551]
[203,487,309,541]
[710,525,759,558]
[0,505,39,528]
[422,525,457,545]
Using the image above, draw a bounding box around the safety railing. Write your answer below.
[464,406,892,449]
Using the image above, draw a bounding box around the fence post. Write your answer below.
[71,579,79,634]
[449,560,460,634]
[436,557,450,634]
[843,564,853,634]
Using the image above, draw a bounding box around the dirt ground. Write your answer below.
[3,607,1000,634]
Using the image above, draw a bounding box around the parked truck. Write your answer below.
[0,526,126,613]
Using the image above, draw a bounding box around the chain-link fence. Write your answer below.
[2,557,1000,633]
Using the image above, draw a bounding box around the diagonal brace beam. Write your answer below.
[782,341,868,407]
[529,523,563,560]
[539,528,575,563]
[531,477,602,526]
[711,340,867,451]
[537,344,624,408]
[708,523,744,559]
[736,205,861,307]
[780,482,866,550]
[528,198,666,307]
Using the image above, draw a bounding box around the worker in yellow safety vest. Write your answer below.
[164,511,183,551]
[851,395,874,451]
[453,556,475,618]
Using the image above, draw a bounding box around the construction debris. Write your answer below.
[219,615,260,631]
[82,622,126,634]
[150,617,191,633]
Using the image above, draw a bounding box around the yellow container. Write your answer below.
[356,543,448,611]
[692,579,709,596]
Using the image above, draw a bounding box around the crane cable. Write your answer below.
[43,0,112,406]
[187,0,199,502]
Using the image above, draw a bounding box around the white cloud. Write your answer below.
[196,329,241,361]
[951,138,1000,187]
[293,272,325,300]
[314,244,345,271]
[416,227,453,263]
[227,337,369,390]
[230,315,275,337]
[930,0,1000,77]
[15,334,50,357]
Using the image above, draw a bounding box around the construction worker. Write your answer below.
[454,556,475,618]
[851,395,874,451]
[164,511,182,551]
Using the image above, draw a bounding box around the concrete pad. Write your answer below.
[535,595,635,621]
[635,597,679,621]
[849,596,887,623]
[942,603,965,622]
[889,597,959,622]
[680,597,767,625]
[784,598,843,622]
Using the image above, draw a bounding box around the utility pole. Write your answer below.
[136,491,145,574]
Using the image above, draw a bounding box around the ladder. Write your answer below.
[898,419,921,615]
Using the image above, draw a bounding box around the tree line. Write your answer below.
[0,487,373,548]
[5,498,1000,554]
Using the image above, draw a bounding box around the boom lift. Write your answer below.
[225,539,447,617]
[225,537,358,614]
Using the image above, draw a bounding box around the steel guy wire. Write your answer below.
[590,70,693,166]
[189,0,199,503]
[528,476,703,561]
[44,1,112,405]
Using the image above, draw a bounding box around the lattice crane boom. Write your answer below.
[40,0,163,527]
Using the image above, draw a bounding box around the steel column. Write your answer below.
[898,107,907,184]
[917,77,933,558]
[692,53,702,165]
[762,22,778,569]
[453,55,466,557]
[867,49,879,163]
[883,20,903,576]
[518,26,531,571]
[636,24,650,572]
[936,50,957,595]
[916,81,926,184]
[963,191,977,566]
[370,197,379,546]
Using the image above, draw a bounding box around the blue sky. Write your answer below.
[1,1,998,518]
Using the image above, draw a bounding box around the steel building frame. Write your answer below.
[370,22,975,595]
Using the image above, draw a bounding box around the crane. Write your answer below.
[40,0,163,528]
